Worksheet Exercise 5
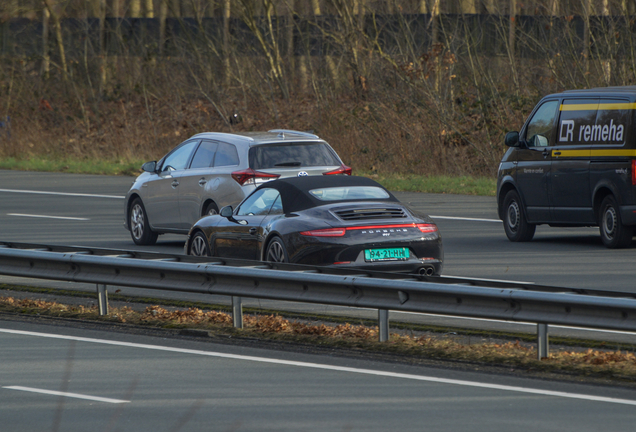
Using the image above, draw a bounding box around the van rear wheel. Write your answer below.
[599,195,633,249]
[503,190,536,242]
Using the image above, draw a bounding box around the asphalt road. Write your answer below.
[0,169,633,291]
[1,169,636,345]
[2,318,636,432]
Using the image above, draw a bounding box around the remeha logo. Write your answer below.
[559,119,624,143]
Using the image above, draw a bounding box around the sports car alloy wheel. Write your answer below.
[190,232,210,256]
[266,237,288,262]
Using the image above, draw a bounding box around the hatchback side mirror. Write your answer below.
[504,131,520,147]
[141,161,157,172]
[220,206,234,218]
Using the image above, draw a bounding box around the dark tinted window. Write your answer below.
[249,142,340,170]
[594,99,630,145]
[190,140,218,169]
[161,140,198,171]
[214,143,239,167]
[557,99,629,145]
[525,101,559,147]
[557,99,598,145]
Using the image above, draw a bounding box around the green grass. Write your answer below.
[0,157,145,176]
[360,172,497,196]
[0,157,497,196]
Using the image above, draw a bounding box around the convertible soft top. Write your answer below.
[255,175,399,213]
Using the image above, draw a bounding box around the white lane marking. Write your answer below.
[0,188,124,199]
[429,215,501,223]
[444,275,534,284]
[2,386,130,404]
[7,213,90,221]
[1,328,635,406]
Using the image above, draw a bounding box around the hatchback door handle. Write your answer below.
[553,151,561,156]
[249,228,257,235]
[542,149,550,157]
[171,180,179,188]
[198,178,207,186]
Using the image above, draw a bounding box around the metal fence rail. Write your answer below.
[0,242,635,359]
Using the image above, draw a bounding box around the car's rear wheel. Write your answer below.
[204,202,219,216]
[503,190,536,242]
[129,198,158,245]
[265,237,288,263]
[189,231,211,256]
[599,195,633,249]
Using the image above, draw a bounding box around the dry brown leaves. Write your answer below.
[2,295,636,377]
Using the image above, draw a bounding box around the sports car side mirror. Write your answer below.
[504,131,519,147]
[220,206,234,218]
[141,161,157,172]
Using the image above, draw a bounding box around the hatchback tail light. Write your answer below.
[231,168,280,186]
[300,228,346,237]
[323,164,352,176]
[632,160,636,186]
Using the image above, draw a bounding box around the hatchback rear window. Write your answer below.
[249,142,340,170]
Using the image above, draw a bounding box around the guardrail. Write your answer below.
[0,242,635,360]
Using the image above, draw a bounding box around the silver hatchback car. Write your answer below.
[124,129,351,245]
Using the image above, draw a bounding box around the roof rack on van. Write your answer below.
[268,129,319,139]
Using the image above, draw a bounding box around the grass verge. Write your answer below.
[0,158,497,196]
[0,157,145,176]
[2,289,635,383]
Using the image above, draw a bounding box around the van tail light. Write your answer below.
[323,164,352,176]
[416,223,438,233]
[632,160,636,186]
[231,168,280,186]
[300,228,346,237]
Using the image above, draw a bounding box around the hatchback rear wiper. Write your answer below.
[274,161,302,167]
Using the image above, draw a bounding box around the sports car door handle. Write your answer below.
[171,180,179,188]
[198,178,207,186]
[249,228,257,235]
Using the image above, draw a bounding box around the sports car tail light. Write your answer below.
[416,223,438,233]
[323,164,352,176]
[632,160,636,186]
[231,168,280,186]
[347,224,418,231]
[300,228,346,237]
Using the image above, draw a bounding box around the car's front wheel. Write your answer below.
[129,198,158,245]
[599,195,633,249]
[265,237,288,263]
[189,231,211,256]
[503,190,536,242]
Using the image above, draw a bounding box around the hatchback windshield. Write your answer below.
[249,142,340,169]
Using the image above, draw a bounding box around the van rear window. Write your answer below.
[249,142,340,170]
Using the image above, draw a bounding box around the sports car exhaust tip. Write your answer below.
[418,267,435,276]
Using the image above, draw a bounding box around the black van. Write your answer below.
[497,86,636,248]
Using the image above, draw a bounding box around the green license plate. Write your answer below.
[364,248,409,262]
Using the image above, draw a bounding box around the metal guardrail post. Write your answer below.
[537,323,549,359]
[97,284,109,316]
[232,296,243,329]
[378,309,389,342]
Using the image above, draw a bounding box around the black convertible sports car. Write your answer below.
[185,175,443,275]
